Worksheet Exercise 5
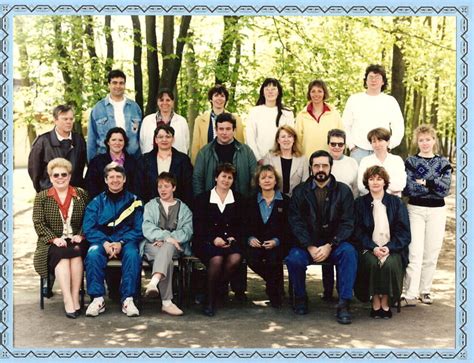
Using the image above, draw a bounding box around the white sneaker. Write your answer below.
[420,293,433,304]
[400,296,417,307]
[145,282,160,298]
[162,302,184,316]
[86,298,105,317]
[122,297,140,317]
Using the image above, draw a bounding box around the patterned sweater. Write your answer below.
[403,154,452,207]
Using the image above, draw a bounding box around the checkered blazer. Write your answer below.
[33,187,89,278]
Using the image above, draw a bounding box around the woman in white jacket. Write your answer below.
[140,89,190,155]
[246,78,294,163]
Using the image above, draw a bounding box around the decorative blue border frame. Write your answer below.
[1,1,471,361]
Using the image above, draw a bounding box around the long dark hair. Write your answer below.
[256,78,288,127]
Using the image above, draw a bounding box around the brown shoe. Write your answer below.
[162,302,183,316]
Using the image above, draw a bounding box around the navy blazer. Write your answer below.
[138,147,193,205]
[353,192,411,267]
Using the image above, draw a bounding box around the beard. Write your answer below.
[314,171,330,182]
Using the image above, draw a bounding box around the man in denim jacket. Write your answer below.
[87,69,143,161]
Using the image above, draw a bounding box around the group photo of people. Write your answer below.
[12,13,458,350]
[27,64,453,326]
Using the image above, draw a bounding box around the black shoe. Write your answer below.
[233,291,247,302]
[270,297,282,309]
[42,287,54,299]
[293,297,308,315]
[336,302,352,324]
[321,294,338,303]
[381,308,392,319]
[202,305,215,317]
[370,308,382,319]
[74,308,82,317]
[65,311,77,319]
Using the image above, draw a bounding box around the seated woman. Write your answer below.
[33,158,89,319]
[354,165,411,319]
[142,172,193,316]
[262,125,309,197]
[246,165,289,308]
[85,127,139,199]
[193,163,243,317]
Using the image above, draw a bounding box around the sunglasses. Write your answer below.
[52,172,69,178]
[329,142,345,148]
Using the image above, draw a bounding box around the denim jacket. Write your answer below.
[87,96,143,161]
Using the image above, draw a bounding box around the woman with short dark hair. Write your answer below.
[85,127,139,199]
[193,163,244,316]
[354,165,411,319]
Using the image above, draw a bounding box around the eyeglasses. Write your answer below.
[52,172,68,178]
[367,75,383,81]
[156,135,173,140]
[329,142,345,148]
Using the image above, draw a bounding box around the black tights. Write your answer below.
[206,253,242,308]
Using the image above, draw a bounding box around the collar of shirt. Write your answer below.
[307,102,330,122]
[108,95,126,105]
[55,128,72,141]
[257,190,283,204]
[110,152,125,166]
[257,190,283,223]
[210,187,235,212]
[311,178,332,191]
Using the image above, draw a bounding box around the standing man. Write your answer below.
[28,104,86,193]
[83,162,143,317]
[87,69,142,161]
[342,64,404,163]
[285,150,358,324]
[193,112,257,301]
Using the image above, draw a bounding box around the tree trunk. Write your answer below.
[160,16,192,91]
[145,16,159,115]
[390,17,407,158]
[131,15,143,113]
[215,16,240,85]
[228,36,242,111]
[84,16,102,104]
[185,35,199,138]
[104,15,114,75]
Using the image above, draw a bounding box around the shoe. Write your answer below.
[321,294,338,303]
[233,291,247,302]
[400,296,417,307]
[65,311,77,319]
[293,298,308,315]
[336,302,352,324]
[42,287,54,299]
[420,294,433,305]
[145,283,160,298]
[86,299,105,317]
[74,308,82,317]
[122,297,140,317]
[162,302,183,316]
[381,308,392,319]
[370,308,382,319]
[270,297,283,309]
[202,305,215,317]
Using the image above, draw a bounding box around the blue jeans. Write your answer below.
[285,242,358,301]
[85,242,142,304]
[350,147,373,164]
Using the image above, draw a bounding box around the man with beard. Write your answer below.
[285,150,357,324]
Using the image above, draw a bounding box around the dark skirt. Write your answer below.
[196,241,243,265]
[354,251,404,304]
[48,239,88,272]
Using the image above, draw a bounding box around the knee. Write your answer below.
[285,248,307,267]
[339,242,358,261]
[85,245,105,263]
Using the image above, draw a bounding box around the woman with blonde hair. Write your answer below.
[262,125,309,197]
[33,158,89,318]
[401,124,452,306]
